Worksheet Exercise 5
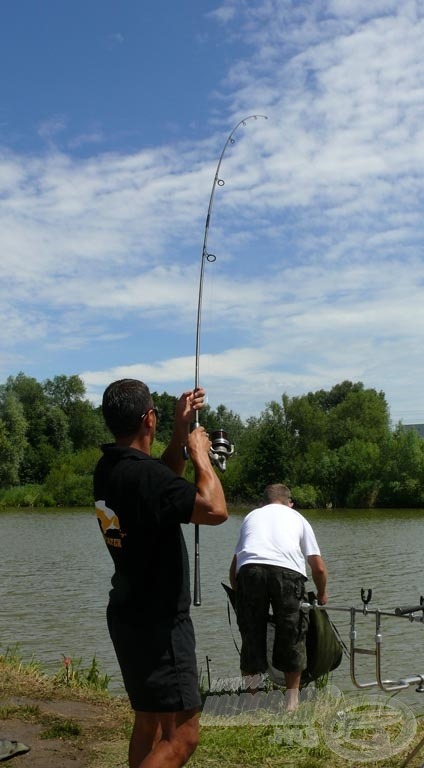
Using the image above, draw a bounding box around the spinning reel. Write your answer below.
[182,427,234,473]
[208,429,234,473]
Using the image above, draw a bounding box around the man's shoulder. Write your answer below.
[95,445,173,486]
[242,506,262,524]
[99,444,172,471]
[288,507,316,531]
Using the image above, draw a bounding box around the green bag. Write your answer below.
[300,591,343,686]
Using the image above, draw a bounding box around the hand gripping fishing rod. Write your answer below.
[192,114,268,606]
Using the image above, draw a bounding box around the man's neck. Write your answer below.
[116,435,151,454]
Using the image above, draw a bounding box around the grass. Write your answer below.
[0,644,111,699]
[0,702,82,740]
[0,644,52,699]
[0,704,41,721]
[39,717,82,739]
[53,654,111,691]
[1,648,424,767]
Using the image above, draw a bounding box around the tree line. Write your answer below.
[0,373,423,509]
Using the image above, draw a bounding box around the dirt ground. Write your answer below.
[1,701,93,766]
[0,671,131,767]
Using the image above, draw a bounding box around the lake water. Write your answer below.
[1,506,424,711]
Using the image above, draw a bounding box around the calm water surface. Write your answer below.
[1,507,423,709]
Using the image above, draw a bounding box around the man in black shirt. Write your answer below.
[94,378,228,768]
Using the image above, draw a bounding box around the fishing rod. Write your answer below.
[192,114,268,606]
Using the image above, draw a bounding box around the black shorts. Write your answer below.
[236,564,308,674]
[107,606,202,712]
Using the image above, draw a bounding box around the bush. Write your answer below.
[44,468,93,506]
[291,484,319,509]
[43,448,101,506]
[345,481,380,508]
[0,484,56,508]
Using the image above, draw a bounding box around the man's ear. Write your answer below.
[144,410,155,430]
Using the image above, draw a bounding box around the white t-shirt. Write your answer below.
[234,503,321,578]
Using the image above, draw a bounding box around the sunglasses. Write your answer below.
[140,407,159,422]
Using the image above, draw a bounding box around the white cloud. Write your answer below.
[38,115,68,141]
[207,1,238,25]
[68,131,105,149]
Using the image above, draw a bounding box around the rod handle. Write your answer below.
[395,603,424,615]
[193,524,201,606]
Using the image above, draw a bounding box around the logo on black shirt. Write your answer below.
[95,499,126,549]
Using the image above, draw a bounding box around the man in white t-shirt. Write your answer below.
[229,483,328,709]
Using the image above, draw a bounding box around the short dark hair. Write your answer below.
[263,483,291,505]
[102,379,153,438]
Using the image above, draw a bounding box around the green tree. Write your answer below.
[311,380,365,413]
[3,373,47,448]
[3,373,71,483]
[150,391,178,444]
[0,420,17,487]
[378,426,424,507]
[44,374,109,450]
[282,393,327,454]
[43,374,86,412]
[302,442,338,507]
[334,438,381,507]
[237,401,294,500]
[327,387,390,449]
[0,392,28,486]
[67,400,110,450]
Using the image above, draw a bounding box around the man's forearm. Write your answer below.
[308,555,328,603]
[313,571,327,600]
[189,453,228,525]
[195,460,227,519]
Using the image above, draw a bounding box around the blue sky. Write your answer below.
[1,0,424,423]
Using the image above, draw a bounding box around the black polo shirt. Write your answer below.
[94,444,197,621]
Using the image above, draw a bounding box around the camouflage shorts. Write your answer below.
[236,564,308,674]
